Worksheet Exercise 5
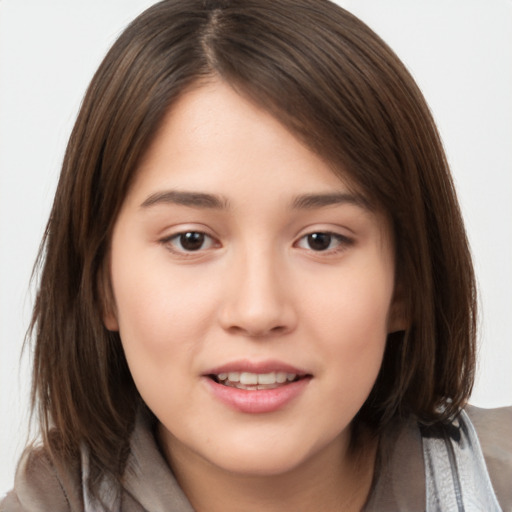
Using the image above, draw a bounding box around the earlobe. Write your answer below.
[387,284,409,334]
[388,308,408,334]
[97,262,119,332]
[103,308,119,332]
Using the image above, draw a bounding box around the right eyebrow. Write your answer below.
[140,190,230,210]
[291,192,372,211]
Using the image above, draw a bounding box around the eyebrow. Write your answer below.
[140,190,229,209]
[291,192,372,211]
[140,189,371,212]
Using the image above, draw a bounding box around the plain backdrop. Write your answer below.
[1,0,511,497]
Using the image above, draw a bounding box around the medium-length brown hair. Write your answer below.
[31,0,476,489]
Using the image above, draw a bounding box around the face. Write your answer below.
[105,80,403,478]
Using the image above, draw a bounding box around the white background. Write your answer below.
[1,0,511,497]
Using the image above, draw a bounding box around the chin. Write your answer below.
[197,426,343,479]
[207,447,311,478]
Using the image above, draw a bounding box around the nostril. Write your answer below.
[218,297,298,338]
[225,324,287,337]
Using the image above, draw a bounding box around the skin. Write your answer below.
[104,80,405,511]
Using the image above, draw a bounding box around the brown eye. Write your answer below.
[166,231,216,252]
[179,232,205,251]
[295,232,352,253]
[306,233,333,251]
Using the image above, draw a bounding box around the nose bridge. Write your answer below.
[219,241,295,336]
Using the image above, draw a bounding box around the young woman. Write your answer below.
[2,1,511,511]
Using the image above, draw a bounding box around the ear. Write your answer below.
[387,283,409,334]
[97,260,119,332]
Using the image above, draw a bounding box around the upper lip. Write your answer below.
[204,359,310,376]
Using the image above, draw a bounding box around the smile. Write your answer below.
[211,371,300,390]
[204,362,312,413]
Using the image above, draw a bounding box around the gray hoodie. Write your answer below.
[2,406,511,511]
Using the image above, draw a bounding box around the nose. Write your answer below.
[218,249,298,338]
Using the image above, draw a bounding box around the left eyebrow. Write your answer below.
[140,190,230,209]
[291,192,372,211]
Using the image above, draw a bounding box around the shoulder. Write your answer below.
[466,404,512,511]
[0,435,82,512]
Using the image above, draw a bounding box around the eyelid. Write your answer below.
[294,229,355,254]
[159,227,221,256]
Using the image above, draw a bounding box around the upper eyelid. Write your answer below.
[157,224,355,245]
[293,230,355,252]
[160,231,220,257]
[295,231,353,244]
[159,224,217,240]
[159,228,353,239]
[294,225,355,241]
[164,231,217,243]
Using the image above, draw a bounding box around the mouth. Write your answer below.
[204,362,312,413]
[208,371,307,391]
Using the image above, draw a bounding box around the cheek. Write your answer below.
[111,248,217,349]
[109,257,216,413]
[302,258,393,386]
[307,261,394,341]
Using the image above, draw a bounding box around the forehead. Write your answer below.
[112,79,394,257]
[128,79,367,207]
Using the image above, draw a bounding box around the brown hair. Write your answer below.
[30,0,476,491]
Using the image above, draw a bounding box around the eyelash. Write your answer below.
[160,230,353,256]
[161,231,219,255]
[294,232,354,254]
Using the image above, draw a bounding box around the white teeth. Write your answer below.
[215,371,298,386]
[257,372,276,385]
[240,372,258,385]
[276,372,287,383]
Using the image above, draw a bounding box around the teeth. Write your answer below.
[215,371,298,386]
[276,372,287,383]
[227,372,240,382]
[240,372,258,385]
[257,372,276,385]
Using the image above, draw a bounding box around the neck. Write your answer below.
[159,425,379,512]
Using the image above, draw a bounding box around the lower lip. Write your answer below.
[204,377,311,414]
